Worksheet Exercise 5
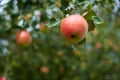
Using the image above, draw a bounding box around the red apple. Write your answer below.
[0,76,6,80]
[16,30,32,47]
[60,14,88,43]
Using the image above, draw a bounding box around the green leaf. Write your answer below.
[78,1,93,10]
[83,10,96,20]
[83,10,105,31]
[77,38,86,45]
[92,16,105,26]
[0,21,11,31]
[92,16,104,25]
[87,20,96,31]
[46,20,61,28]
[83,10,96,31]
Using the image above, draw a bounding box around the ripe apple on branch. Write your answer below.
[60,14,88,43]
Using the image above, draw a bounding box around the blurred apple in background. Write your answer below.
[16,30,32,47]
[0,76,6,80]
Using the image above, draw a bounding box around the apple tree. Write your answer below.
[0,0,120,80]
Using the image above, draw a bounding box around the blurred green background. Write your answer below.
[0,0,120,80]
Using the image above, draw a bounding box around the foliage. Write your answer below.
[0,0,120,80]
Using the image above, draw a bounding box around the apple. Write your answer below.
[16,30,32,47]
[40,66,49,73]
[0,76,6,80]
[60,14,88,43]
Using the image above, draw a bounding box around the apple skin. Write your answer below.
[0,76,6,80]
[60,14,88,43]
[16,30,32,47]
